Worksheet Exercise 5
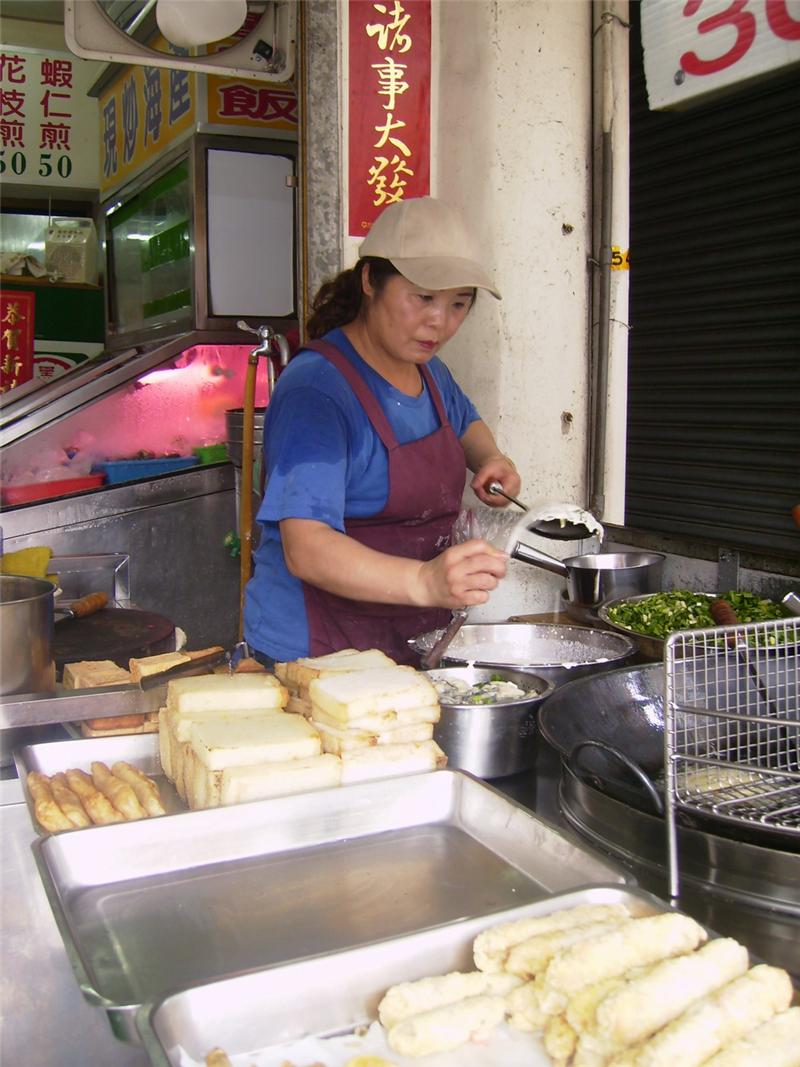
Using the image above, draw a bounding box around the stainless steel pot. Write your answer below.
[425,666,555,778]
[410,622,636,688]
[0,574,56,696]
[0,574,57,767]
[511,545,664,607]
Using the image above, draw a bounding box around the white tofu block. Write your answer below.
[309,668,438,723]
[314,720,434,755]
[158,708,172,779]
[190,711,321,770]
[340,740,446,784]
[166,673,287,713]
[220,754,342,805]
[311,704,441,732]
[184,747,222,810]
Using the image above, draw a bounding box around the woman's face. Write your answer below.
[361,268,474,368]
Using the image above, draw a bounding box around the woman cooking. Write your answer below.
[243,196,521,667]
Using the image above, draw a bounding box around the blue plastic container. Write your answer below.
[94,457,199,485]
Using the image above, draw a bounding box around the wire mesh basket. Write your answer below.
[664,616,800,897]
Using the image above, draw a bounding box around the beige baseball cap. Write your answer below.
[359,197,502,300]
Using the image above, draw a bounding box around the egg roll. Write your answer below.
[387,994,507,1057]
[378,970,521,1030]
[701,1007,800,1067]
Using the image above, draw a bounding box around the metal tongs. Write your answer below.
[487,482,595,540]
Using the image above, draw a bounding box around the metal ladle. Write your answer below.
[487,482,596,541]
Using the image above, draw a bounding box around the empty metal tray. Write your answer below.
[30,768,628,1043]
[137,884,664,1066]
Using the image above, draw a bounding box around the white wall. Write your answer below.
[433,0,597,618]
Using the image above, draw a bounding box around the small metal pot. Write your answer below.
[426,666,555,778]
[511,545,665,608]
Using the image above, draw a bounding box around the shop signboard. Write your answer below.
[205,9,298,134]
[348,0,431,237]
[0,289,35,394]
[0,46,98,189]
[642,0,800,110]
[98,37,197,199]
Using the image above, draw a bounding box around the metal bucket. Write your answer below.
[225,408,266,468]
[0,574,57,767]
[0,574,56,696]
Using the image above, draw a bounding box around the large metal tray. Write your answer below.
[137,884,664,1067]
[29,767,628,1043]
[15,733,181,834]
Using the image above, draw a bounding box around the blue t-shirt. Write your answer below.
[243,328,480,661]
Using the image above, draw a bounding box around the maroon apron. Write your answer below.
[301,340,466,665]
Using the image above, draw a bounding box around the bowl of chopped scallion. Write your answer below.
[597,590,791,660]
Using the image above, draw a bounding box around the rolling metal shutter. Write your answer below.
[626,8,800,558]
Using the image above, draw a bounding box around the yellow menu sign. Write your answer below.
[99,40,197,197]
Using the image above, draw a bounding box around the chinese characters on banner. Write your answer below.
[0,48,98,188]
[0,290,35,394]
[348,0,431,237]
[99,40,197,197]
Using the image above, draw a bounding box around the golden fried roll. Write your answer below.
[701,1007,800,1067]
[540,913,707,1016]
[505,917,633,979]
[91,761,147,820]
[387,994,507,1057]
[507,975,547,1032]
[473,903,631,973]
[544,1014,578,1067]
[49,773,91,828]
[378,970,521,1030]
[65,768,124,825]
[592,938,750,1050]
[607,965,794,1067]
[111,761,166,817]
[27,772,73,832]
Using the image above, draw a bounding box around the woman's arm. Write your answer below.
[460,420,522,506]
[280,518,508,609]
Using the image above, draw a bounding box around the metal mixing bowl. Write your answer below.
[410,622,636,689]
[426,666,555,778]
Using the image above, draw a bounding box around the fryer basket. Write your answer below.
[664,616,800,898]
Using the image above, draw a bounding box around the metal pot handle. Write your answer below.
[567,739,664,815]
[510,541,570,577]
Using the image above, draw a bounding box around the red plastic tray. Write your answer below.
[0,474,105,506]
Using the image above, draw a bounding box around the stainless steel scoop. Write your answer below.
[487,482,596,540]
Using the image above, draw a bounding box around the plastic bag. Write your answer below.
[451,506,523,550]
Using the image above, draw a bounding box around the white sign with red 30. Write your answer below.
[642,0,800,110]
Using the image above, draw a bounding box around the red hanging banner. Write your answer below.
[348,0,431,238]
[0,289,36,394]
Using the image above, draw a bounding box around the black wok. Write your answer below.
[538,662,800,851]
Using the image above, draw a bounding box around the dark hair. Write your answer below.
[306,257,399,339]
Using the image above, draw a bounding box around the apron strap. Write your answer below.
[304,339,398,452]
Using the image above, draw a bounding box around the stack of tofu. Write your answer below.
[159,673,340,810]
[158,651,446,810]
[277,649,445,784]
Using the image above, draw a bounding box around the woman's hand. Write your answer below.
[413,539,509,609]
[470,455,521,507]
[460,420,522,507]
[281,519,507,610]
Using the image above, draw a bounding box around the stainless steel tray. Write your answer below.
[137,884,664,1067]
[29,768,628,1043]
[14,734,182,834]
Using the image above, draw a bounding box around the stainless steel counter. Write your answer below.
[0,749,565,1065]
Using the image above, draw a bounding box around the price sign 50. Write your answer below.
[0,150,73,179]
